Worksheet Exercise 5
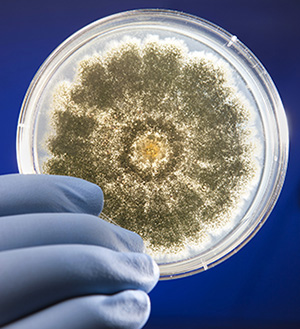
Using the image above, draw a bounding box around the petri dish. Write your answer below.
[17,9,289,279]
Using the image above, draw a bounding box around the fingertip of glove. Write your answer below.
[120,228,146,254]
[50,175,104,215]
[116,290,150,314]
[75,178,104,216]
[107,290,151,329]
[127,252,160,293]
[146,254,160,292]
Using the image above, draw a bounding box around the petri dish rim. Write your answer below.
[16,9,289,280]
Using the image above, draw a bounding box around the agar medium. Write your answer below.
[17,10,289,279]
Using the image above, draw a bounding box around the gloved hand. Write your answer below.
[0,174,159,329]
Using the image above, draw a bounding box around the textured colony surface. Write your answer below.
[44,36,258,258]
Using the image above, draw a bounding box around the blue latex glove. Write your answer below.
[0,174,159,329]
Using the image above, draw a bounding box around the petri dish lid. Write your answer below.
[17,9,289,279]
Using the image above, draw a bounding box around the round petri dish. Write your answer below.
[17,9,289,279]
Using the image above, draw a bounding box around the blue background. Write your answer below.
[0,1,299,328]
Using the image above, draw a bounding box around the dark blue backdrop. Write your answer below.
[1,1,299,328]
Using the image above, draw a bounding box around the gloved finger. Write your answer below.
[0,213,144,253]
[3,291,150,329]
[0,244,159,326]
[0,174,103,217]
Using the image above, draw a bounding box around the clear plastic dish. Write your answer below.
[17,9,289,279]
